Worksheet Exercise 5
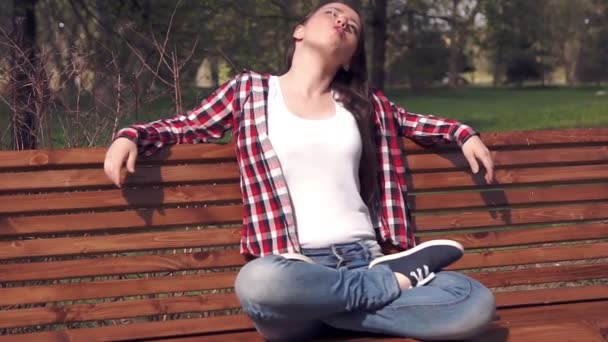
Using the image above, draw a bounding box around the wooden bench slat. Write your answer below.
[4,159,606,194]
[402,128,608,152]
[0,144,235,170]
[0,272,238,306]
[496,300,608,325]
[0,163,240,192]
[0,293,241,329]
[494,285,608,308]
[410,164,608,190]
[159,331,263,342]
[3,261,604,307]
[0,314,254,342]
[1,129,604,170]
[0,250,244,282]
[411,183,608,211]
[469,262,608,288]
[414,202,608,231]
[0,229,242,260]
[0,205,242,237]
[405,145,608,171]
[0,184,242,215]
[448,242,608,270]
[2,285,605,338]
[482,301,608,342]
[2,170,605,217]
[417,222,608,248]
[2,242,605,285]
[487,319,608,342]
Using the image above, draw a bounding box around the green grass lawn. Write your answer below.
[385,86,608,132]
[1,86,607,148]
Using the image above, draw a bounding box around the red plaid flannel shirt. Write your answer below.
[116,71,478,257]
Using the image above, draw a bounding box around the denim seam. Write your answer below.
[388,272,474,309]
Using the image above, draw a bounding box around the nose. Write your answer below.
[335,17,346,28]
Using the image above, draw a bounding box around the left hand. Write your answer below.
[462,135,494,183]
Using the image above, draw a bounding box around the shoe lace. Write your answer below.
[410,265,436,287]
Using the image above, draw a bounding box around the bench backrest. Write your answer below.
[0,128,607,341]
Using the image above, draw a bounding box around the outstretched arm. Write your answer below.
[372,90,494,183]
[104,74,242,187]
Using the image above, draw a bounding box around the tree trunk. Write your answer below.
[11,0,38,150]
[563,39,580,85]
[447,0,461,88]
[370,0,387,90]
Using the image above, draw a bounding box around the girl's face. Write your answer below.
[294,2,362,67]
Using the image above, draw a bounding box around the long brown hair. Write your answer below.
[284,0,378,207]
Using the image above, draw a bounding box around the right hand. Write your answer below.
[104,137,138,188]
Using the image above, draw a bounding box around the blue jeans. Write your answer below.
[235,240,495,341]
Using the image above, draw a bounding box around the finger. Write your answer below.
[103,155,119,188]
[126,150,136,173]
[464,152,479,174]
[480,152,494,183]
[112,164,122,188]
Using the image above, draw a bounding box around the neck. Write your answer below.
[280,46,341,98]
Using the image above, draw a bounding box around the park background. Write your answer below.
[1,0,607,150]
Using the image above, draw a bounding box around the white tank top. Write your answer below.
[267,76,376,248]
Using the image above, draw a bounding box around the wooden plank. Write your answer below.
[0,272,238,306]
[414,202,608,231]
[3,261,605,307]
[494,285,608,308]
[0,144,236,170]
[403,128,608,152]
[410,183,608,211]
[0,205,242,237]
[0,314,254,342]
[0,229,242,260]
[470,263,608,288]
[469,301,608,342]
[2,240,605,284]
[486,320,608,342]
[0,249,245,282]
[496,300,608,325]
[409,164,608,191]
[0,292,242,329]
[405,145,608,171]
[0,163,240,192]
[416,222,608,248]
[0,183,242,215]
[5,153,605,194]
[447,242,608,270]
[2,128,605,169]
[160,331,263,342]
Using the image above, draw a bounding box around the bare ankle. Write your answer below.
[394,272,412,290]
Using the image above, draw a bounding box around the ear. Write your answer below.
[293,25,305,40]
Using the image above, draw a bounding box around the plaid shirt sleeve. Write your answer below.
[374,90,479,146]
[114,76,239,156]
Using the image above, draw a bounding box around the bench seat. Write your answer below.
[0,127,606,341]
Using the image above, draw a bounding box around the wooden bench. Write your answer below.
[1,127,607,341]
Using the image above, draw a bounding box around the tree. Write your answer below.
[10,0,39,150]
[482,0,554,86]
[576,0,608,84]
[369,0,388,90]
[432,0,482,87]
